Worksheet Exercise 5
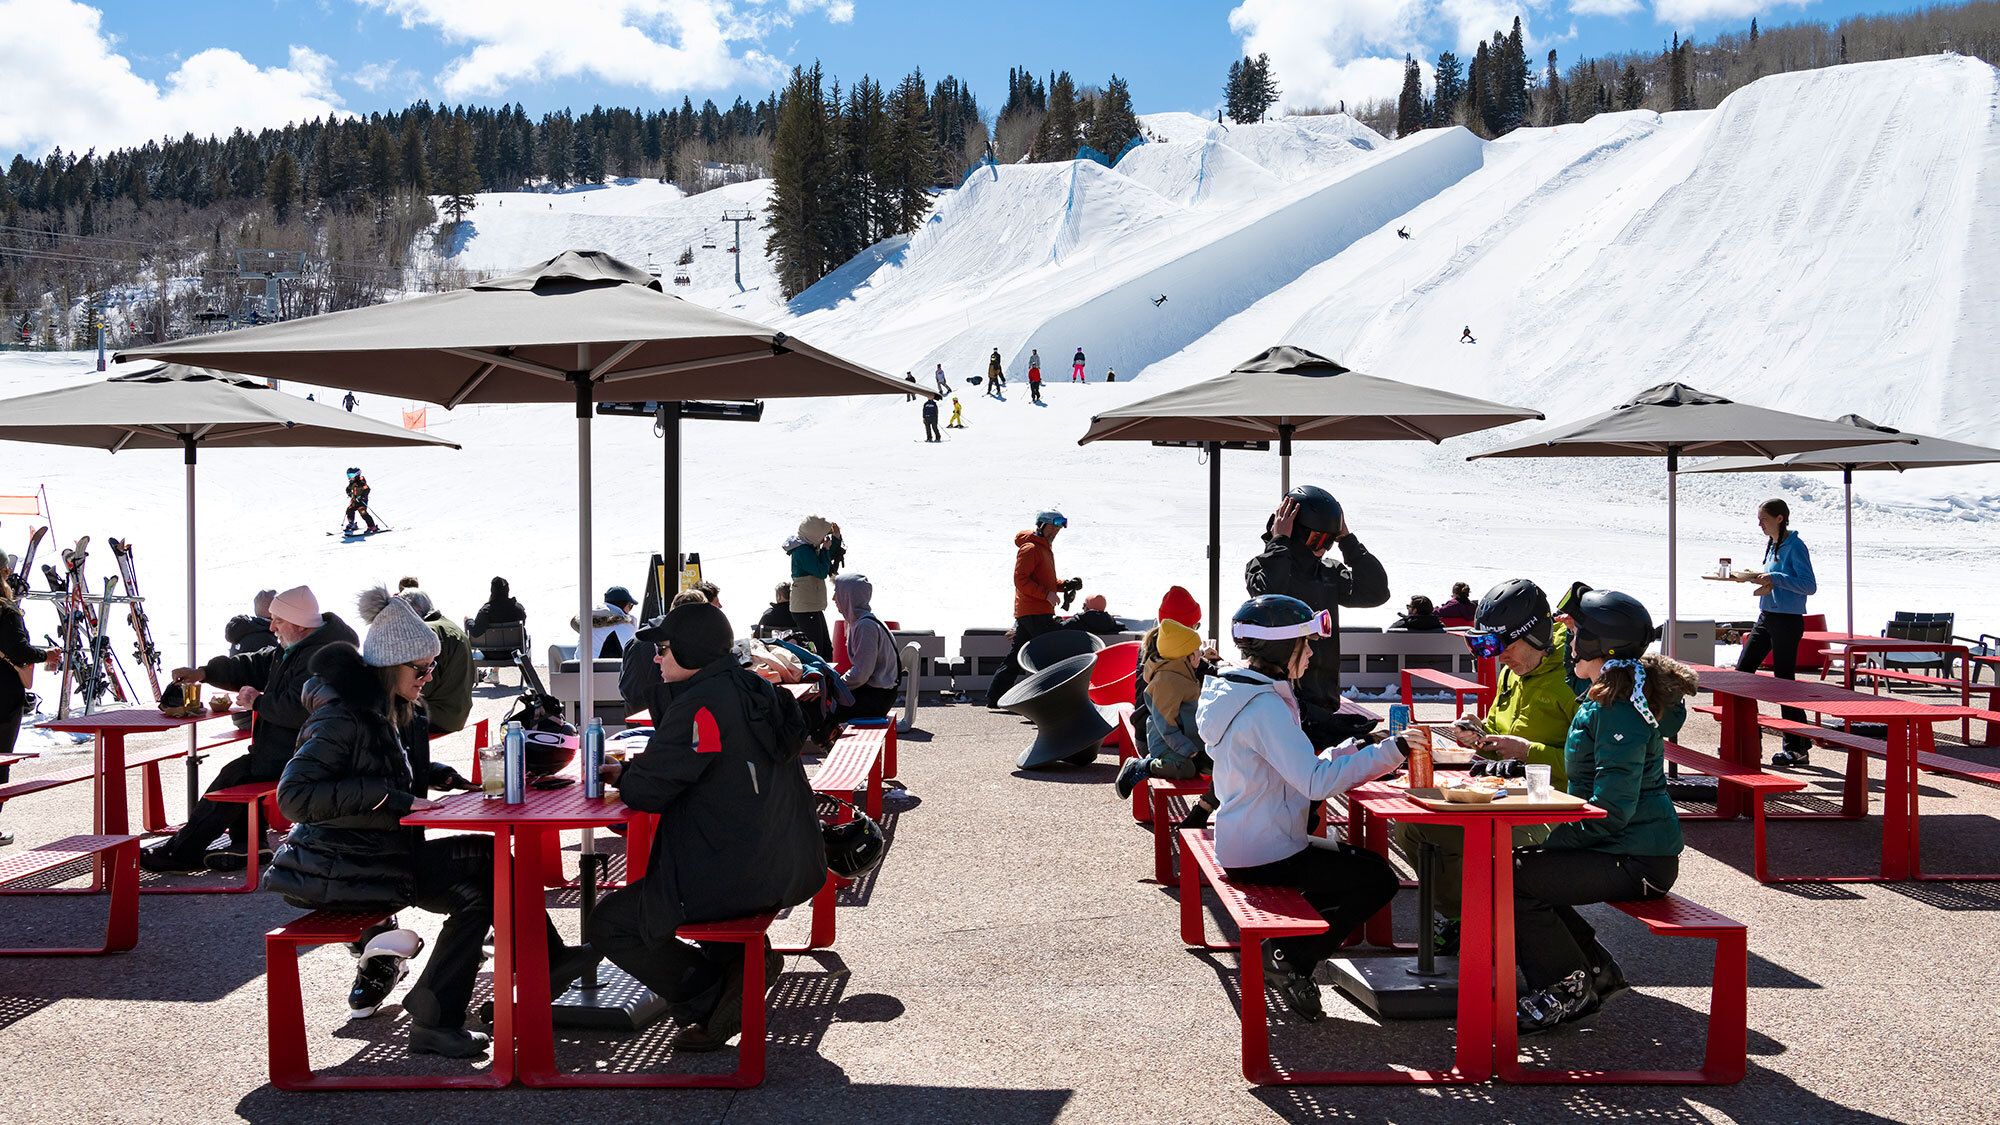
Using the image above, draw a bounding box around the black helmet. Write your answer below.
[1560,582,1655,662]
[823,812,887,878]
[1471,579,1553,654]
[1231,594,1329,668]
[1286,485,1342,534]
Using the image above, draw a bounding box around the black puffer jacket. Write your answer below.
[1245,529,1389,708]
[265,642,454,912]
[200,612,359,775]
[1,602,48,712]
[223,614,277,655]
[620,659,824,942]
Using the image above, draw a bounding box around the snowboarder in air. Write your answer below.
[947,397,965,428]
[934,363,951,395]
[922,397,942,443]
[1397,226,1411,239]
[1071,348,1086,383]
[342,391,358,412]
[1151,294,1168,307]
[1460,326,1476,344]
[343,468,381,535]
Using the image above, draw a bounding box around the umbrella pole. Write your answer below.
[663,404,681,590]
[574,358,597,942]
[1666,450,1679,659]
[183,437,200,820]
[1208,442,1222,642]
[1844,467,1855,637]
[1278,424,1293,497]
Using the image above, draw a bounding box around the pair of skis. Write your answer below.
[1,524,49,593]
[39,536,156,717]
[109,538,163,700]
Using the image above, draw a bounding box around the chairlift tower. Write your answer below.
[719,210,754,290]
[234,250,305,322]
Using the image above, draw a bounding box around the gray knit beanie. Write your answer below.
[358,584,441,667]
[253,588,277,618]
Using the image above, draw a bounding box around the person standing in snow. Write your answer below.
[1071,348,1086,383]
[1106,368,1116,382]
[343,391,358,412]
[1028,354,1044,405]
[947,398,965,429]
[921,397,942,443]
[343,468,381,535]
[903,373,919,402]
[934,364,951,395]
[988,349,1006,397]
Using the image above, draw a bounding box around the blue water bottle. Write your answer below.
[582,716,605,799]
[1387,703,1411,736]
[503,720,527,804]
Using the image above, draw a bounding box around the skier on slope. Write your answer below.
[1460,326,1477,344]
[342,391,358,412]
[987,349,1005,398]
[947,397,965,429]
[1071,348,1086,383]
[934,363,951,395]
[922,397,942,443]
[343,468,381,535]
[1028,350,1044,405]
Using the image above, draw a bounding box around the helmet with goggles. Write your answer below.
[1231,594,1330,668]
[1467,579,1554,659]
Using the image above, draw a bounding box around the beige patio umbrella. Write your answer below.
[1080,345,1543,635]
[1685,414,2000,636]
[0,361,461,813]
[119,250,927,736]
[1471,384,1913,656]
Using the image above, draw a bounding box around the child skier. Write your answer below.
[947,398,965,429]
[343,468,380,535]
[1071,348,1086,383]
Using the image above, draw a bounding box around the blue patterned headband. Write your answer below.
[1601,658,1656,727]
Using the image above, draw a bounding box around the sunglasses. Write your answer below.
[403,661,436,679]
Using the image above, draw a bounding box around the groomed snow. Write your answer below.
[5,56,1999,755]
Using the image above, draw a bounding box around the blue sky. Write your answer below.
[0,0,1954,160]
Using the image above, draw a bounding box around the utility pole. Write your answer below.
[719,209,753,290]
[93,299,107,371]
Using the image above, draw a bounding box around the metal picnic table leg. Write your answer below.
[491,825,518,1083]
[1456,817,1497,1082]
[1878,721,1915,880]
[1715,693,1754,820]
[94,731,132,836]
[512,824,558,1083]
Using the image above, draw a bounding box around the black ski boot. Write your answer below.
[1263,945,1323,1023]
[1518,969,1597,1034]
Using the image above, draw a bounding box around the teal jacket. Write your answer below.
[1545,694,1686,856]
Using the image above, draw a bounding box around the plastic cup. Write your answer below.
[1525,764,1553,802]
[478,747,506,799]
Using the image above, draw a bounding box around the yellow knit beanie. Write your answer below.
[1157,619,1202,660]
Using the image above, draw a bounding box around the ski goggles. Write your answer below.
[1465,615,1549,659]
[1232,608,1334,642]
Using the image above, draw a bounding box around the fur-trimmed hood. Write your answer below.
[301,641,390,717]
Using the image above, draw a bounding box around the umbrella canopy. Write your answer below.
[0,361,459,814]
[1685,414,2000,635]
[117,249,926,750]
[1079,345,1545,634]
[1470,384,1913,656]
[118,250,925,407]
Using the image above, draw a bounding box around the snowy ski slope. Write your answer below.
[4,55,1999,748]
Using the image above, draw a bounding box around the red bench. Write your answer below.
[266,908,513,1089]
[813,724,887,820]
[1662,741,1813,882]
[0,743,192,833]
[845,710,901,778]
[1147,776,1210,883]
[1501,893,1746,1085]
[1400,667,1493,719]
[144,781,286,895]
[1763,716,2000,788]
[0,835,140,955]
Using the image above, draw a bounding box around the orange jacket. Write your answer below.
[1012,530,1060,618]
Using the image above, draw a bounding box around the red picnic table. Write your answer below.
[1802,631,1982,739]
[1698,668,1984,880]
[35,707,239,836]
[1340,780,1603,1084]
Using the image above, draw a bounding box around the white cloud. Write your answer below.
[357,0,855,100]
[0,0,345,160]
[1653,0,1815,24]
[1568,0,1642,15]
[1229,0,1549,109]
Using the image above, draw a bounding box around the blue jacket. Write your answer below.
[1759,532,1816,615]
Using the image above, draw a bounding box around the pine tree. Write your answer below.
[264,150,299,222]
[1543,50,1568,126]
[1471,41,1494,135]
[1224,58,1247,124]
[1395,55,1425,137]
[1088,74,1141,158]
[1249,54,1281,121]
[366,124,397,202]
[1431,51,1463,128]
[883,71,939,232]
[767,63,836,299]
[1620,62,1644,110]
[1670,34,1691,111]
[1749,17,1759,46]
[398,126,429,194]
[843,76,888,244]
[438,121,480,223]
[1497,18,1528,133]
[1036,71,1080,161]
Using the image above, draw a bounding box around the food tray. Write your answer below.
[1405,787,1588,813]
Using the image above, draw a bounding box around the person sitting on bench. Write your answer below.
[143,586,358,873]
[1114,617,1220,826]
[1197,594,1407,1023]
[590,601,826,1051]
[832,575,898,721]
[1513,584,1694,1034]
